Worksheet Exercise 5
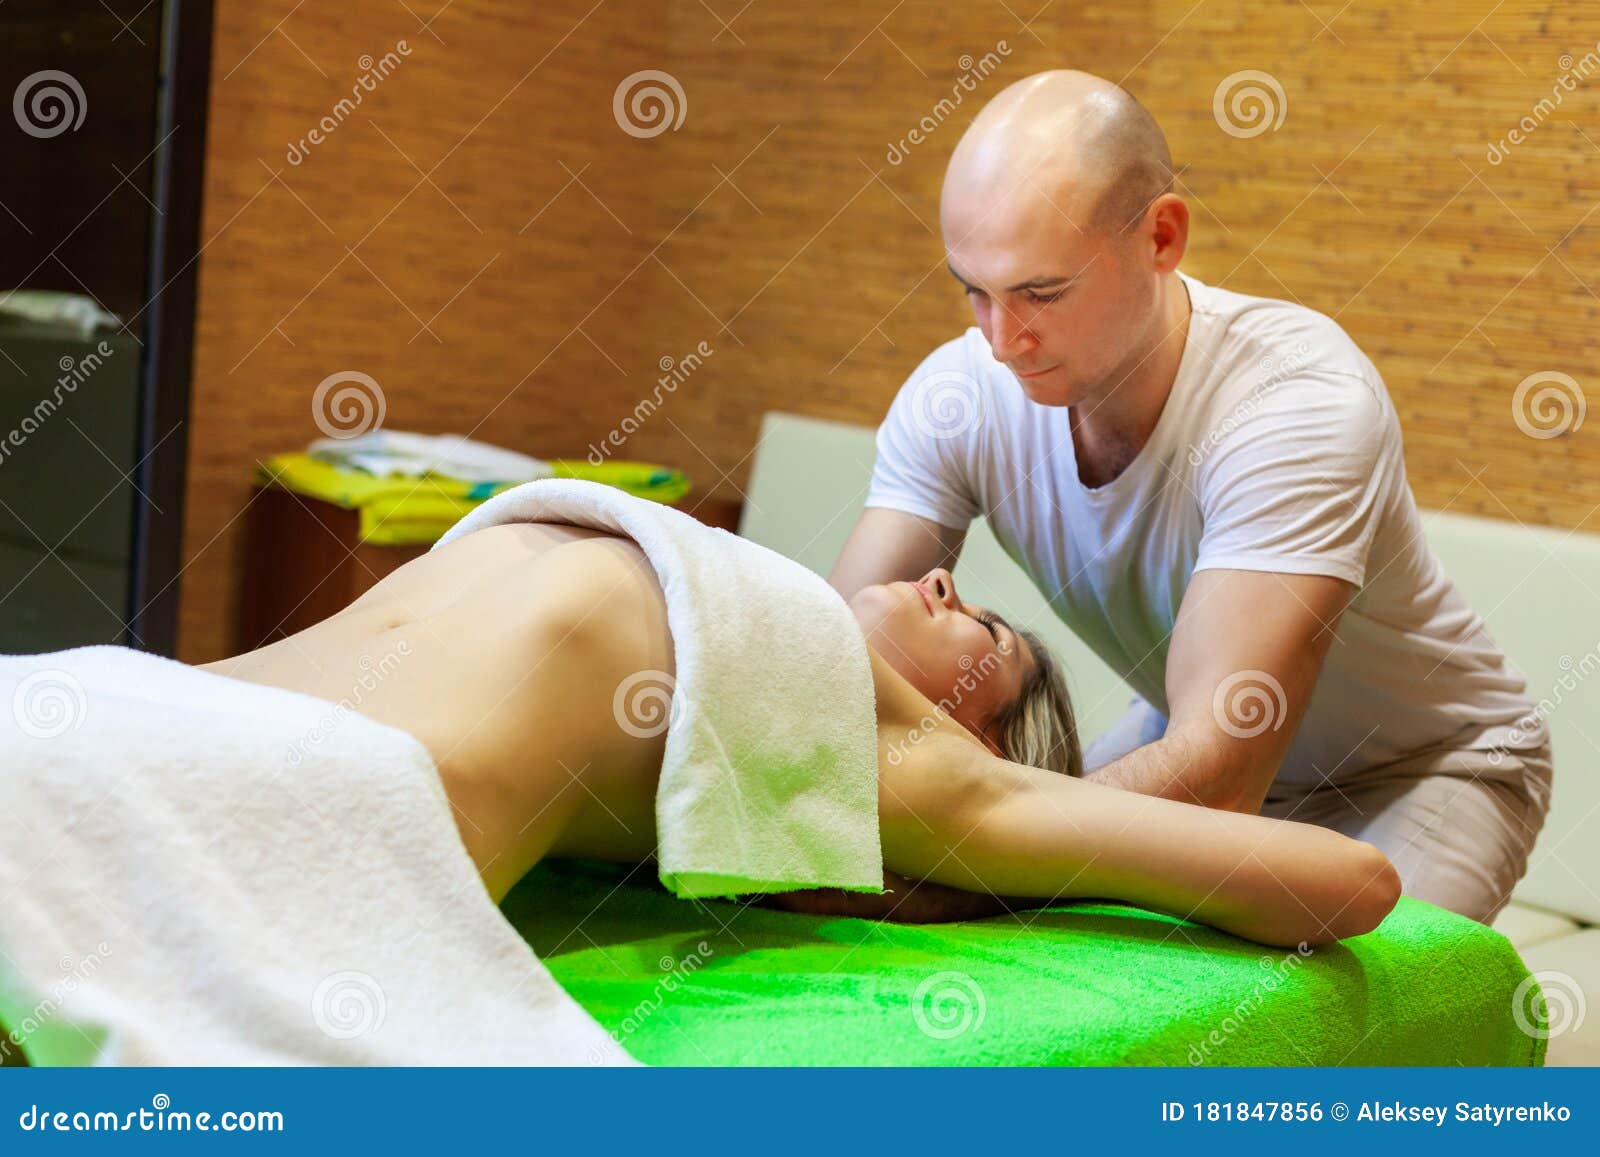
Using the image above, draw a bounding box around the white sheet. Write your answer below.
[0,644,635,1065]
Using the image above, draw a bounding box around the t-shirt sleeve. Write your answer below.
[1192,371,1399,588]
[863,338,984,531]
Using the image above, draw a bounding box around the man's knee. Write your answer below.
[1360,774,1545,925]
[1382,849,1513,924]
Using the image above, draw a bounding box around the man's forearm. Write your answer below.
[1083,731,1255,811]
[826,508,966,601]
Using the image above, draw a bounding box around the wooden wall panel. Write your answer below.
[181,0,668,660]
[180,0,1600,660]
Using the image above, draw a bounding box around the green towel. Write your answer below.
[508,860,1546,1066]
[255,453,691,545]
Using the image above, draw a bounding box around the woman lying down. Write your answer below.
[205,480,1400,950]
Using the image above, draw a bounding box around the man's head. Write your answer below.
[940,70,1188,406]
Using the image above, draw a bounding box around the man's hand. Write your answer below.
[1086,568,1356,813]
[828,508,966,600]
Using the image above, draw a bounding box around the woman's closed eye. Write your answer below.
[973,609,1021,660]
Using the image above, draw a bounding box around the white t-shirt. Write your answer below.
[866,271,1544,788]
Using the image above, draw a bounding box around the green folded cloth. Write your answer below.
[255,453,691,545]
[508,860,1546,1066]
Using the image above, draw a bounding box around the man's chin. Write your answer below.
[1017,376,1084,407]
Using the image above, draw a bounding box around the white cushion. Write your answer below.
[1512,930,1600,1066]
[1491,901,1582,949]
[1422,511,1600,924]
[740,412,1600,924]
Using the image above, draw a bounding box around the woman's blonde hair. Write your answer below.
[988,625,1084,778]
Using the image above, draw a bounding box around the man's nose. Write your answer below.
[922,567,960,610]
[987,303,1039,363]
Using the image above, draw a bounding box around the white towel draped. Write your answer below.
[433,478,884,899]
[0,645,635,1065]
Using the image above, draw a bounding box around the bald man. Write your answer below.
[830,71,1552,926]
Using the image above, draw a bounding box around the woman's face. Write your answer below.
[849,567,1035,753]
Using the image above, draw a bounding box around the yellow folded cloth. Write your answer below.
[255,453,692,546]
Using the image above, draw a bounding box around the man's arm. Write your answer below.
[1084,568,1355,814]
[828,507,967,600]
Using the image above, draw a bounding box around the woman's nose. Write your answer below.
[923,567,959,609]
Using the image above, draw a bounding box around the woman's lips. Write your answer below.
[911,580,936,615]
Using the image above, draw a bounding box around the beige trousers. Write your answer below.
[1258,742,1554,925]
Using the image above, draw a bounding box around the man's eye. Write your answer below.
[1025,288,1067,304]
[964,286,987,299]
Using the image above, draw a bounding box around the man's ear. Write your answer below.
[1149,192,1189,274]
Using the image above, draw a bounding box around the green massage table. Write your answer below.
[543,408,1549,1069]
[507,860,1546,1066]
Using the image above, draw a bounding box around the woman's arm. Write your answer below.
[878,732,1401,947]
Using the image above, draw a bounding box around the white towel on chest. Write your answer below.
[433,478,883,899]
